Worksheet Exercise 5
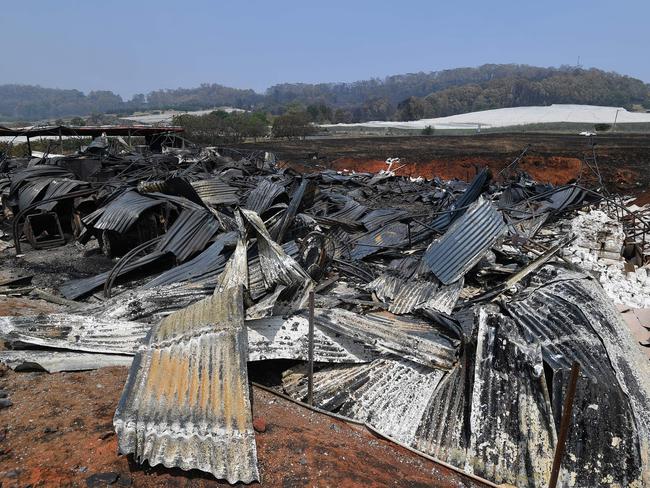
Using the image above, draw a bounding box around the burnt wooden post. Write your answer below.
[307,290,315,406]
[549,361,581,488]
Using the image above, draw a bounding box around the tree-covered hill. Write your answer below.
[1,64,648,122]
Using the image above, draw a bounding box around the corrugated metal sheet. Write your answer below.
[532,184,586,213]
[247,241,299,300]
[157,208,221,261]
[17,178,51,210]
[431,168,489,231]
[351,221,410,260]
[144,232,237,290]
[36,178,88,211]
[60,251,165,299]
[314,308,458,370]
[412,350,472,467]
[466,307,556,488]
[191,179,239,206]
[283,357,445,446]
[92,191,165,233]
[63,210,221,299]
[247,315,376,363]
[0,313,150,354]
[329,199,368,222]
[391,278,463,314]
[367,272,463,314]
[423,197,505,285]
[0,350,133,373]
[9,165,73,200]
[244,179,285,214]
[114,279,259,483]
[504,269,650,487]
[272,178,308,242]
[240,208,311,304]
[361,208,409,231]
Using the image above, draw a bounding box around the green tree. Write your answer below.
[272,112,315,139]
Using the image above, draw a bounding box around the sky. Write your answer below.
[0,0,648,99]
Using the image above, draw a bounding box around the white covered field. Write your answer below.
[325,104,650,130]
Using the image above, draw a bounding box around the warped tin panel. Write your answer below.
[314,308,458,370]
[424,197,505,285]
[0,313,149,354]
[283,357,445,446]
[114,285,259,484]
[504,269,650,488]
[466,308,556,488]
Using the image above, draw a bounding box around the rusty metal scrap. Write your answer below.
[114,274,259,483]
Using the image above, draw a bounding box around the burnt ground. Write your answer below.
[243,132,650,194]
[0,365,486,488]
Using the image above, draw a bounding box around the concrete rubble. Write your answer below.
[1,134,650,487]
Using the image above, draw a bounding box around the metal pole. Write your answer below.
[307,290,315,406]
[549,362,581,488]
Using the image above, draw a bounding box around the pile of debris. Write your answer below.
[1,140,650,487]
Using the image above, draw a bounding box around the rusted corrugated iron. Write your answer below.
[114,246,260,483]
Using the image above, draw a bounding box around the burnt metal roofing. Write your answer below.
[36,178,89,211]
[367,273,463,315]
[17,178,51,210]
[244,179,286,214]
[114,285,259,483]
[283,357,446,446]
[92,190,165,233]
[191,179,239,206]
[157,208,221,261]
[431,168,489,231]
[144,232,237,289]
[503,270,650,487]
[0,313,149,355]
[0,350,133,373]
[467,308,556,487]
[247,315,376,363]
[314,308,458,370]
[424,197,505,285]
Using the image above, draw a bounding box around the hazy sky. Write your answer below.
[1,0,648,98]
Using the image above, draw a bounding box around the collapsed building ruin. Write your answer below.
[1,138,649,487]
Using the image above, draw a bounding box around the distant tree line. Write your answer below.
[171,110,269,144]
[172,108,319,142]
[1,64,649,122]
